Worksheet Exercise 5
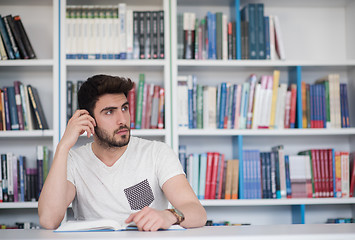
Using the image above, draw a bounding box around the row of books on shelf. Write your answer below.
[0,14,36,60]
[179,145,355,200]
[66,74,165,129]
[66,4,165,60]
[0,146,50,202]
[0,222,39,229]
[177,72,350,130]
[0,82,48,131]
[178,3,284,60]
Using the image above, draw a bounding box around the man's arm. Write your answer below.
[162,174,207,228]
[38,110,96,229]
[125,174,207,231]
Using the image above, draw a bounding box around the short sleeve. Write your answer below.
[67,150,76,186]
[154,143,185,188]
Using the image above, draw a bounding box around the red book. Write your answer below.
[289,84,297,128]
[210,152,220,199]
[205,152,214,199]
[217,154,225,199]
[328,149,334,197]
[311,149,320,198]
[157,88,165,129]
[128,83,136,129]
[323,149,330,197]
[316,149,325,197]
[349,152,355,197]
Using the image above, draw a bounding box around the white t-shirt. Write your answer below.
[67,136,184,223]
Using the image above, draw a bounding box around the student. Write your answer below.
[38,74,207,231]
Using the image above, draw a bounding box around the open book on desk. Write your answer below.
[54,219,185,232]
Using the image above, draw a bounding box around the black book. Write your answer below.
[5,15,29,59]
[138,11,145,59]
[27,85,49,130]
[13,15,36,59]
[144,11,151,59]
[151,11,158,59]
[0,15,15,59]
[2,16,20,59]
[1,154,9,202]
[132,11,140,59]
[157,10,164,59]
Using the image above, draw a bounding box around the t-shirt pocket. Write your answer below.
[124,179,155,210]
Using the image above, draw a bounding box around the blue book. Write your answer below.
[234,0,242,59]
[6,86,20,130]
[254,150,262,199]
[218,83,227,128]
[260,152,267,198]
[216,84,221,127]
[192,76,197,128]
[187,75,194,129]
[2,87,11,130]
[239,82,250,129]
[255,4,265,59]
[231,84,238,129]
[343,84,350,127]
[192,153,200,196]
[18,155,25,202]
[241,4,257,59]
[284,155,292,198]
[198,153,207,199]
[207,12,217,59]
[264,16,270,59]
[265,152,272,199]
[321,84,327,128]
[178,145,187,173]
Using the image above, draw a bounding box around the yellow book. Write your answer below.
[224,160,234,199]
[231,159,239,199]
[269,70,280,129]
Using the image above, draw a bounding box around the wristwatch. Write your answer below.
[167,208,185,225]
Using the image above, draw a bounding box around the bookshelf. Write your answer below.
[59,0,171,146]
[171,0,355,225]
[1,0,355,228]
[0,0,59,226]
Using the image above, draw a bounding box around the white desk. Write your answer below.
[1,224,355,240]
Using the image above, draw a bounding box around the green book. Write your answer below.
[196,84,203,129]
[135,73,145,129]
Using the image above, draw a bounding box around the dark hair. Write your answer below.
[78,74,134,116]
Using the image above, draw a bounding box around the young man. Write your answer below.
[38,75,207,231]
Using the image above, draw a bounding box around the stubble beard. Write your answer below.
[95,125,131,149]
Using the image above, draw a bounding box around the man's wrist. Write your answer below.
[166,208,185,225]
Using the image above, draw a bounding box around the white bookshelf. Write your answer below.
[0,0,59,226]
[1,0,355,228]
[171,0,355,225]
[60,0,172,146]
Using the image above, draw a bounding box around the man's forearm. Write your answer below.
[38,143,73,229]
[174,202,207,228]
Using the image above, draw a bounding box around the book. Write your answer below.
[27,85,49,130]
[54,219,184,232]
[5,15,29,59]
[2,16,20,59]
[0,15,15,59]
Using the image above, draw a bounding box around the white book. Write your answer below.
[257,75,268,128]
[275,83,287,129]
[75,6,83,58]
[178,76,189,129]
[54,219,184,232]
[341,152,350,197]
[263,76,273,128]
[94,7,102,57]
[233,84,242,129]
[251,83,261,129]
[118,3,127,59]
[126,9,133,59]
[204,86,217,129]
[81,6,90,58]
[6,153,14,199]
[273,15,285,60]
[222,14,228,60]
[111,6,120,58]
[87,6,96,59]
[268,15,277,60]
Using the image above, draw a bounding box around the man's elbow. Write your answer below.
[38,211,64,230]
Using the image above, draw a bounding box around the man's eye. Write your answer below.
[122,106,129,111]
[106,110,112,115]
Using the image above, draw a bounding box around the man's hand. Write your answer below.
[61,109,96,149]
[125,206,177,231]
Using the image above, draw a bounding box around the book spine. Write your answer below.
[3,88,11,130]
[158,10,164,59]
[13,81,25,130]
[255,4,265,59]
[135,74,145,129]
[2,16,20,59]
[7,87,20,130]
[0,16,15,59]
[27,86,49,130]
[118,3,127,59]
[157,88,165,129]
[6,15,29,59]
